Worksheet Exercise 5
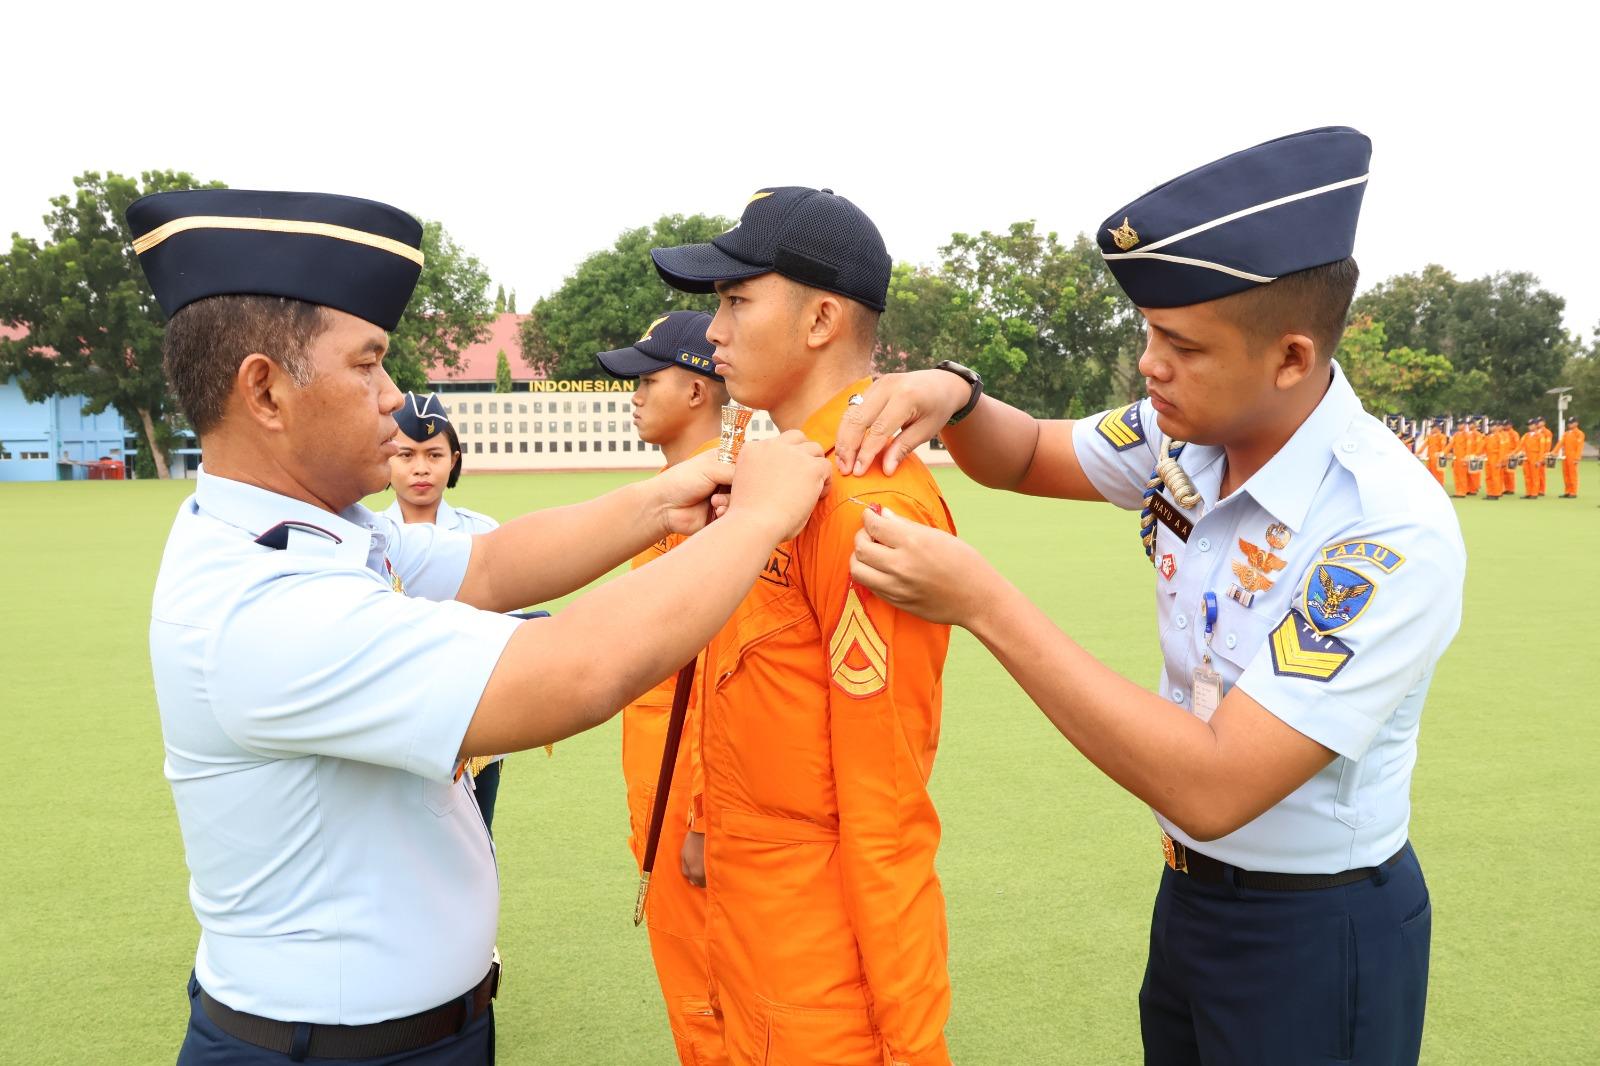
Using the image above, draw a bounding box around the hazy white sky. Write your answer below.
[6,1,1596,343]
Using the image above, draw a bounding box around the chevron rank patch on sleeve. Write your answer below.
[830,585,888,698]
[1269,609,1354,682]
[1095,403,1146,451]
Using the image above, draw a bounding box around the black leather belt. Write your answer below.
[199,963,499,1059]
[1163,831,1407,891]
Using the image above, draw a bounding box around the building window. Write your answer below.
[534,441,543,453]
[579,421,588,432]
[533,402,543,414]
[608,401,618,413]
[474,403,483,414]
[519,441,528,453]
[533,421,542,433]
[579,441,587,452]
[473,442,483,454]
[474,422,483,434]
[608,440,617,452]
[623,440,631,452]
[563,402,572,413]
[489,402,498,414]
[504,440,512,453]
[563,441,572,453]
[564,421,573,433]
[519,422,528,433]
[519,403,527,414]
[490,441,498,454]
[579,402,590,414]
[489,422,498,433]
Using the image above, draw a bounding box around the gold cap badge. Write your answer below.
[1110,218,1140,251]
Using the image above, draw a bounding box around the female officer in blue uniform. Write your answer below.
[385,391,508,829]
[837,128,1464,1065]
[129,188,831,1064]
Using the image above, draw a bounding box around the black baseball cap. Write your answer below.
[651,187,891,312]
[595,310,721,380]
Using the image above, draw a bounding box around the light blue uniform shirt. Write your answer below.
[384,497,501,536]
[150,470,521,1023]
[1073,363,1465,873]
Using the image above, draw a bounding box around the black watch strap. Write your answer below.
[935,361,984,425]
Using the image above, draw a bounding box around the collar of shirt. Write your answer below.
[1221,361,1364,535]
[195,468,385,570]
[800,377,875,457]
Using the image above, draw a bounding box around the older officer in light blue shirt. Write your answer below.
[837,128,1464,1065]
[129,189,833,1064]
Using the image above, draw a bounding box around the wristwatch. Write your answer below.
[933,360,983,425]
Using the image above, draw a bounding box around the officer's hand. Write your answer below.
[726,431,831,542]
[655,448,737,536]
[850,504,995,626]
[834,370,972,478]
[680,830,707,888]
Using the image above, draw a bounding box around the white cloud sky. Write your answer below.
[6,0,1597,347]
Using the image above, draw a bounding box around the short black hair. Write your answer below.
[1216,258,1360,361]
[440,420,464,489]
[163,295,330,434]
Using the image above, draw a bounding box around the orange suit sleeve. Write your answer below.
[803,491,953,1066]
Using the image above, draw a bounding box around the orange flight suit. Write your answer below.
[697,379,956,1066]
[1484,427,1507,497]
[1424,429,1448,487]
[1466,425,1486,494]
[1522,428,1548,496]
[1561,426,1585,495]
[621,443,728,1066]
[1450,427,1473,496]
[1499,427,1518,497]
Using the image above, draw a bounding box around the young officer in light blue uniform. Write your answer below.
[839,127,1466,1065]
[130,188,830,1064]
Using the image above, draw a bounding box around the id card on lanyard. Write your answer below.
[1192,591,1223,723]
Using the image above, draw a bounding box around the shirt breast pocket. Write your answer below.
[423,774,462,816]
[1210,604,1272,683]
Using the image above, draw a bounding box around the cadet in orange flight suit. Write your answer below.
[1483,419,1508,499]
[1424,420,1449,487]
[597,310,730,1066]
[653,186,957,1066]
[1467,418,1487,495]
[1538,417,1556,497]
[1560,417,1585,497]
[1450,421,1473,497]
[1522,418,1548,497]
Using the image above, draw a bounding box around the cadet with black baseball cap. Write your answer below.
[652,190,960,1066]
[595,309,731,1064]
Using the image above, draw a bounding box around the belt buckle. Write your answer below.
[1161,831,1188,874]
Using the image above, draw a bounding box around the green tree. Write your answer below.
[879,224,1142,417]
[0,169,225,478]
[1561,327,1600,435]
[506,289,516,314]
[494,284,506,314]
[1336,315,1457,417]
[384,220,495,393]
[520,214,731,379]
[1354,265,1572,422]
[494,348,513,393]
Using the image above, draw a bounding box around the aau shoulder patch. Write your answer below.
[830,585,888,698]
[1304,564,1377,635]
[1095,403,1146,452]
[1269,609,1354,682]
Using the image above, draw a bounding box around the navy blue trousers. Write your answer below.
[1140,843,1430,1065]
[177,974,494,1065]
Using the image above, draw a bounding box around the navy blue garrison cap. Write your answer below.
[1097,127,1371,308]
[652,187,891,312]
[595,310,721,380]
[126,189,425,331]
[393,392,453,443]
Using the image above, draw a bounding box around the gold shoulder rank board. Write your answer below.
[830,585,888,698]
[1096,403,1146,452]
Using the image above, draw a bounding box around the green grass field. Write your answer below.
[1,470,1595,1064]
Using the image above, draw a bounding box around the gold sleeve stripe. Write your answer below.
[1268,613,1351,681]
[829,587,888,697]
[1097,404,1141,449]
[132,215,425,267]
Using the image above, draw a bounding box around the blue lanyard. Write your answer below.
[1201,591,1218,665]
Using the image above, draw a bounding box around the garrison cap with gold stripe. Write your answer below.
[1097,126,1371,308]
[126,190,425,331]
